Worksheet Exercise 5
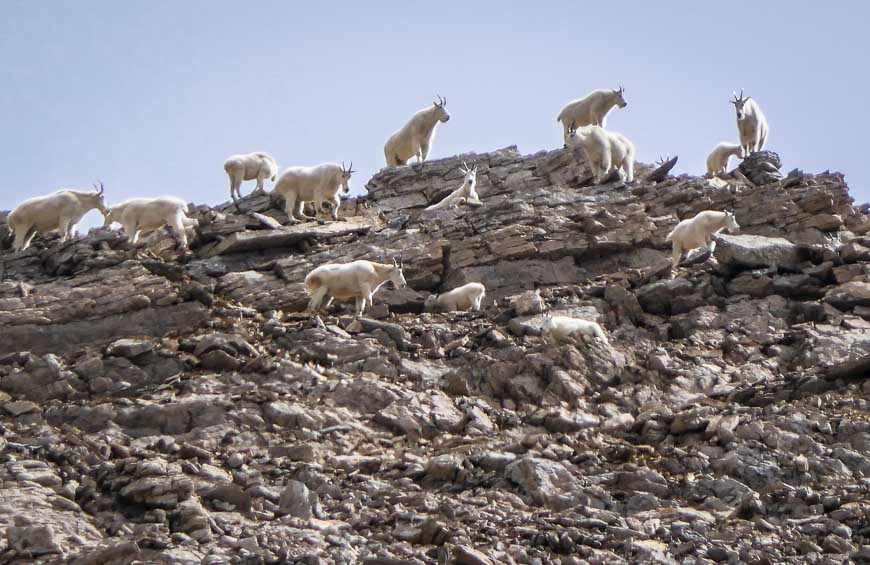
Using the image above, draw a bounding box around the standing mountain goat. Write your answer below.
[666,210,740,269]
[706,142,746,177]
[224,152,279,201]
[384,95,450,167]
[543,314,609,345]
[557,87,627,143]
[424,162,481,211]
[731,90,769,155]
[424,282,486,312]
[272,162,354,223]
[7,183,107,251]
[565,123,635,184]
[305,258,407,316]
[103,196,196,248]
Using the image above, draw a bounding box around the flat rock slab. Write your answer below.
[207,220,372,256]
[824,281,870,310]
[714,234,804,270]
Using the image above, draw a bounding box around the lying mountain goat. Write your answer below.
[103,196,196,248]
[543,314,609,345]
[224,152,279,201]
[706,142,746,177]
[424,162,481,211]
[565,123,635,184]
[272,162,354,223]
[424,282,486,312]
[305,258,407,316]
[731,90,769,155]
[7,183,107,251]
[557,87,627,142]
[384,95,450,167]
[666,210,740,269]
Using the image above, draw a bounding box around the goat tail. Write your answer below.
[665,228,675,242]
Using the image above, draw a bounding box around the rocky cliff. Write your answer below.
[0,146,869,564]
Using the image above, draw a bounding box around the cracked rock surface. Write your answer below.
[1,146,869,563]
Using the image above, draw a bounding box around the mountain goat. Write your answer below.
[423,282,486,312]
[731,90,769,155]
[103,196,196,248]
[384,95,450,167]
[565,123,635,184]
[705,142,746,177]
[424,162,481,211]
[666,210,740,269]
[7,183,107,251]
[272,162,354,223]
[543,314,609,345]
[557,87,627,142]
[305,258,407,316]
[224,152,279,201]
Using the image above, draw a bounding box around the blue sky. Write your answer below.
[1,1,867,230]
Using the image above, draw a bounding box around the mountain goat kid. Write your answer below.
[7,184,107,251]
[731,90,769,155]
[706,142,746,177]
[305,258,407,316]
[557,87,627,143]
[384,95,450,167]
[543,314,609,345]
[565,123,635,184]
[272,162,354,223]
[224,152,279,202]
[424,162,481,211]
[424,282,486,312]
[103,196,196,248]
[666,210,740,269]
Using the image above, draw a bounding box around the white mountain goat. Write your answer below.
[424,162,481,211]
[705,142,746,177]
[305,258,407,316]
[272,162,354,223]
[384,95,450,167]
[609,132,636,183]
[557,87,627,142]
[666,210,740,269]
[423,282,486,312]
[543,314,609,345]
[731,90,769,155]
[103,196,196,248]
[224,152,279,202]
[7,183,107,251]
[565,123,635,183]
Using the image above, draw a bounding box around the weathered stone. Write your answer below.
[824,281,870,310]
[0,145,867,562]
[207,220,372,256]
[105,338,154,359]
[714,234,804,270]
[277,480,318,519]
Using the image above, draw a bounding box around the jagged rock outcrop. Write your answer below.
[1,146,869,563]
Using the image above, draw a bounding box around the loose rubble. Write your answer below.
[0,146,869,563]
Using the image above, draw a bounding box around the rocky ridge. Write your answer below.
[0,145,869,563]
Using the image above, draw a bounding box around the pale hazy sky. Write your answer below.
[1,1,867,229]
